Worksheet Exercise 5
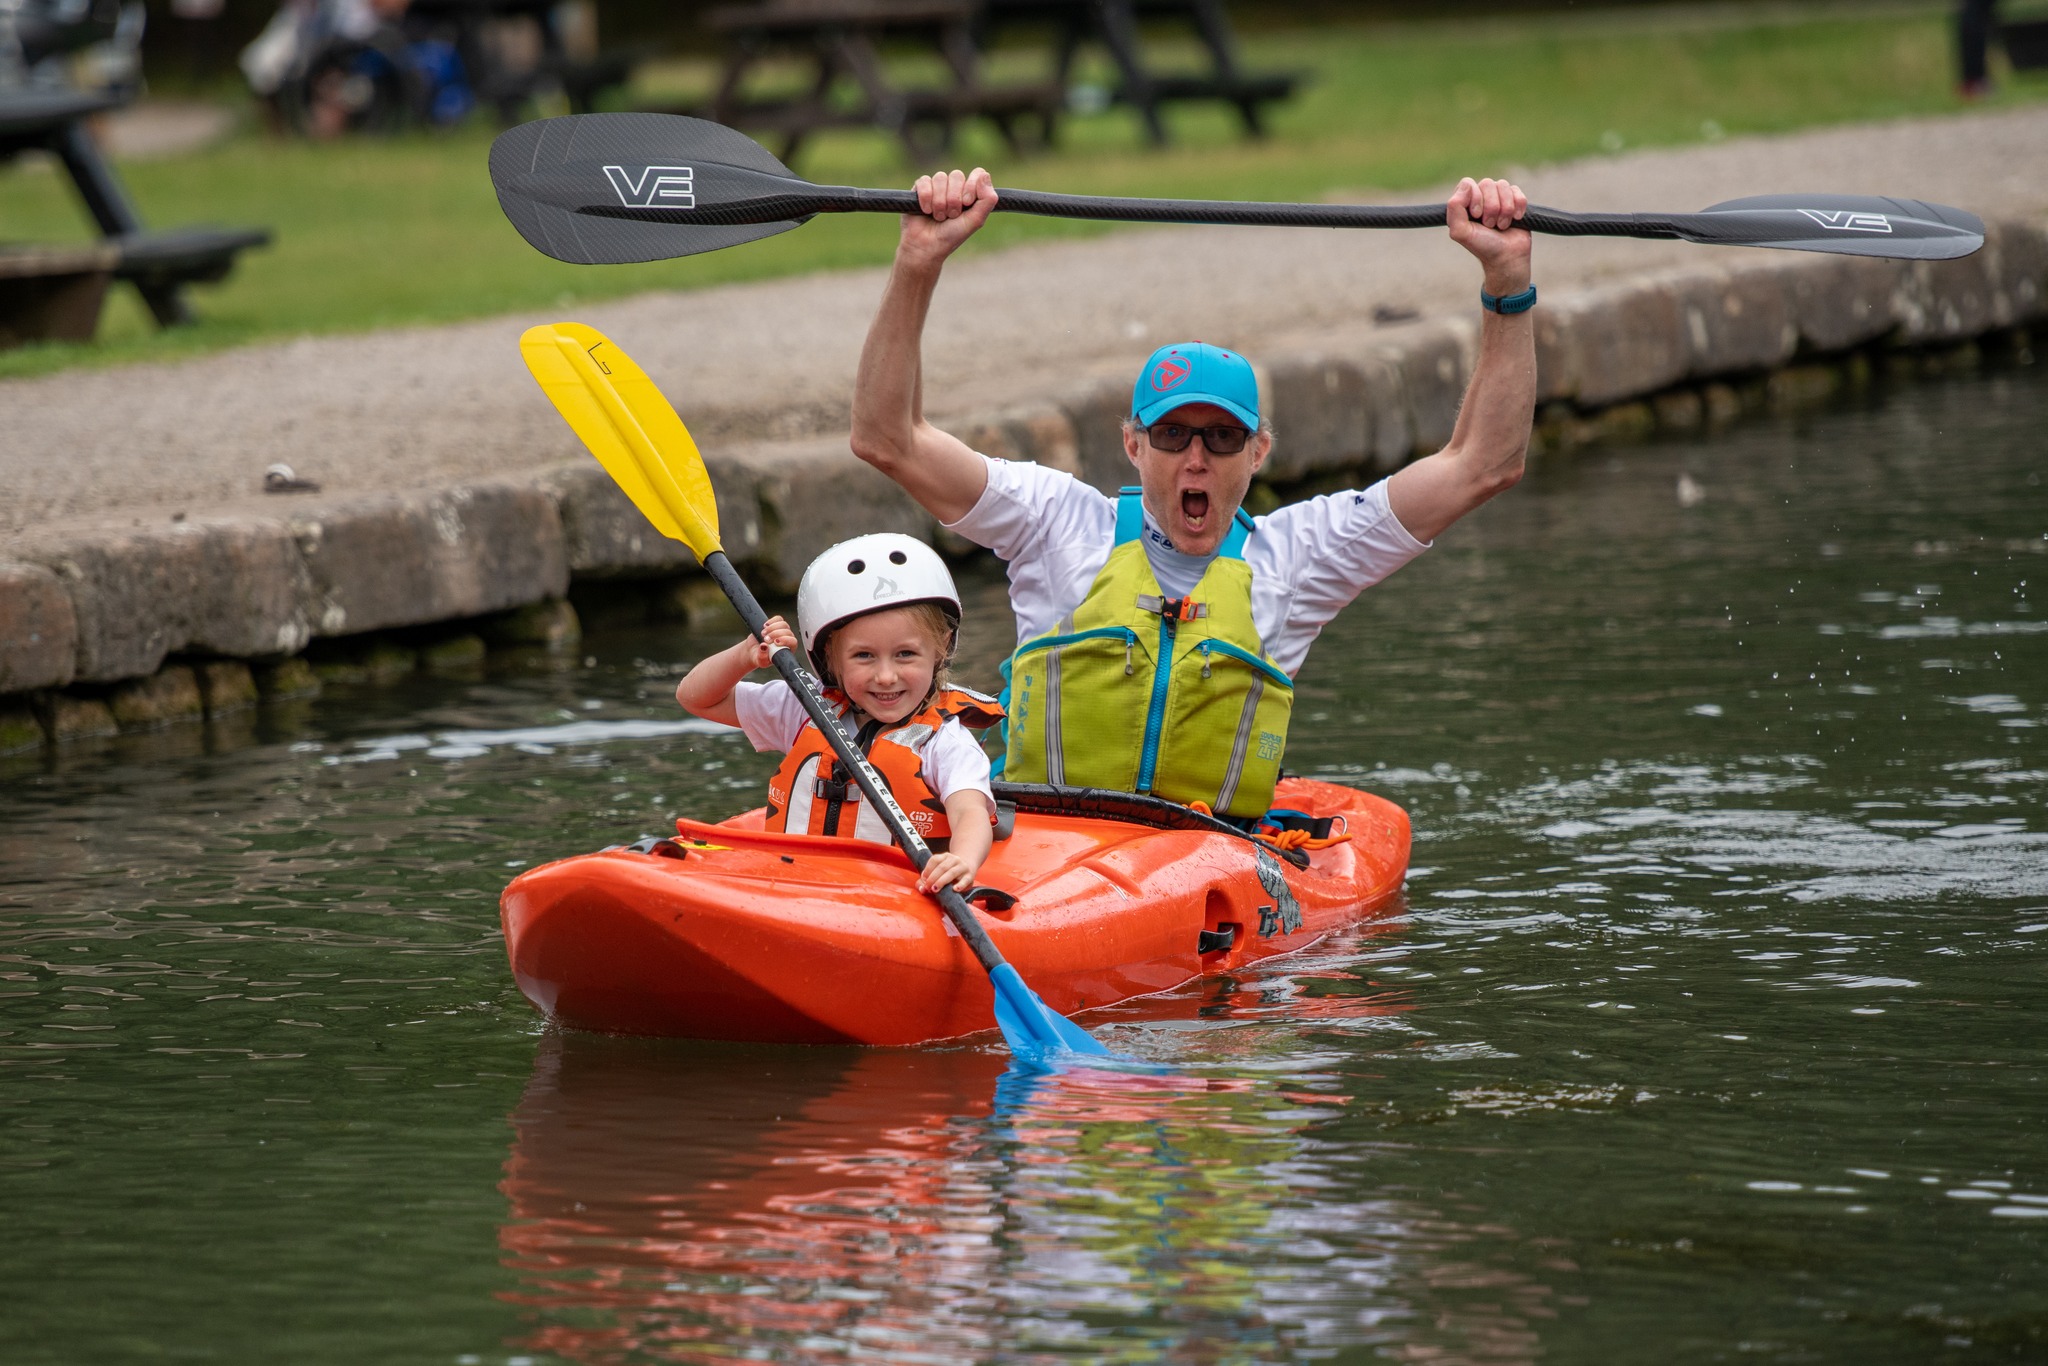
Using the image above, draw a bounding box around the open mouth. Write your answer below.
[1180,489,1210,530]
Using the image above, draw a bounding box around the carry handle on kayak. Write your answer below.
[519,320,1118,1070]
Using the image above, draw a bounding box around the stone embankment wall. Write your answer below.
[3,221,2044,756]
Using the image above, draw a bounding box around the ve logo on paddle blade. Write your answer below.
[1798,209,1891,234]
[603,165,696,209]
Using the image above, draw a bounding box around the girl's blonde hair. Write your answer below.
[815,600,957,699]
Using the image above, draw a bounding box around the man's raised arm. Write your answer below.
[1385,177,1539,546]
[848,168,998,527]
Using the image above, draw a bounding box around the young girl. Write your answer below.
[676,533,1004,894]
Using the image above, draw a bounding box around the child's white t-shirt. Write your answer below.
[732,681,997,827]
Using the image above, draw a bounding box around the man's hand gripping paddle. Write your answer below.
[491,112,1985,267]
[519,322,1116,1069]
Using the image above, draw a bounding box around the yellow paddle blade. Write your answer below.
[518,322,722,559]
[519,323,682,542]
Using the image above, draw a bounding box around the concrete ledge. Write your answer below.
[1264,351,1376,484]
[1672,263,1799,378]
[290,481,569,637]
[950,404,1083,478]
[1054,375,1139,493]
[4,216,2046,748]
[1385,318,1479,452]
[540,451,767,578]
[0,561,77,693]
[741,437,939,593]
[1543,278,1690,407]
[1785,255,1900,353]
[17,515,312,683]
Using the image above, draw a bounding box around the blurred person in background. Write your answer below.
[1957,0,1998,98]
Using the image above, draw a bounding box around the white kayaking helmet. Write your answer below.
[796,533,961,681]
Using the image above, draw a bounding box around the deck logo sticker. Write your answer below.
[1799,209,1891,234]
[603,165,696,209]
[1253,846,1303,936]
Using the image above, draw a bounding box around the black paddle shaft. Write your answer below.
[699,551,1011,976]
[588,183,1988,257]
[618,182,1678,238]
[489,116,1985,265]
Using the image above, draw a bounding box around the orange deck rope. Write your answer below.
[1184,800,1353,853]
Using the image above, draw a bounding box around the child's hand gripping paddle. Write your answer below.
[519,322,1114,1069]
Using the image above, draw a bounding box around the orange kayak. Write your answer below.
[499,777,1409,1045]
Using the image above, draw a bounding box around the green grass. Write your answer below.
[3,2,2043,378]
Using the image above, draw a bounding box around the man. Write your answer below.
[849,169,1536,822]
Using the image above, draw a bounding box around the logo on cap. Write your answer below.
[1150,355,1191,392]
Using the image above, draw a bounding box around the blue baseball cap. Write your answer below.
[1131,341,1260,429]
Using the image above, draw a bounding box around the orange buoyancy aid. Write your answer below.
[765,685,1006,843]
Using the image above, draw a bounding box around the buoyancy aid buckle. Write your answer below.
[814,717,889,837]
[1136,594,1208,623]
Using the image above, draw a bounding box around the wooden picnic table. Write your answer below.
[0,87,269,333]
[0,240,118,349]
[703,0,1062,163]
[975,0,1300,145]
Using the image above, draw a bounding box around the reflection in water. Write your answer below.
[499,1025,1551,1364]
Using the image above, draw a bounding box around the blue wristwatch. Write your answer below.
[1480,283,1538,315]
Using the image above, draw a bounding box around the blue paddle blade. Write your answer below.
[989,963,1112,1067]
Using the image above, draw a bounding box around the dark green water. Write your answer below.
[3,370,2044,1364]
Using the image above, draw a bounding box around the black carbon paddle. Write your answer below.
[489,112,1985,266]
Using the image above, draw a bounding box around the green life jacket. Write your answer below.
[998,488,1294,820]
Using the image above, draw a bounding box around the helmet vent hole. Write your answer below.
[888,550,908,565]
[847,559,865,574]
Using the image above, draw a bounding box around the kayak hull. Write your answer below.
[500,777,1409,1045]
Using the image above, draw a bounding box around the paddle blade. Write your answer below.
[519,323,722,558]
[491,114,812,265]
[520,324,685,542]
[1688,194,1984,260]
[989,963,1113,1069]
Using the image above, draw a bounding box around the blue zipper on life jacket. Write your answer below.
[1197,638,1293,688]
[1135,611,1176,792]
[1009,625,1139,659]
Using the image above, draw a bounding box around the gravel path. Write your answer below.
[4,104,2045,542]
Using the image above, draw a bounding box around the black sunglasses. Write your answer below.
[1143,422,1253,455]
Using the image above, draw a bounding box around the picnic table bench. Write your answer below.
[0,87,269,337]
[976,0,1300,145]
[703,0,1061,163]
